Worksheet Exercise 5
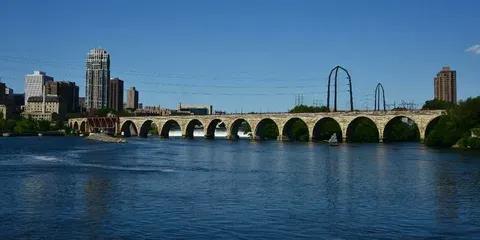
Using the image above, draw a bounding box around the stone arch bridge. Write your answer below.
[69,110,444,142]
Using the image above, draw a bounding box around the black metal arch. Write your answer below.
[374,83,386,111]
[327,65,353,112]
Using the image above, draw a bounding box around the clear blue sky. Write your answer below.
[1,0,479,112]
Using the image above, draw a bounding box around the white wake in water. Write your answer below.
[23,153,174,173]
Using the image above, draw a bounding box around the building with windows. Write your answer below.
[23,96,66,121]
[85,48,110,110]
[5,87,13,96]
[127,87,139,110]
[108,78,124,112]
[177,103,213,115]
[434,66,457,103]
[24,71,53,105]
[46,81,79,113]
[0,82,12,119]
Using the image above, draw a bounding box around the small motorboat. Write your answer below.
[328,133,339,146]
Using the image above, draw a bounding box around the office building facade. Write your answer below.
[85,48,110,110]
[108,78,124,112]
[46,81,79,113]
[127,87,139,110]
[24,71,53,104]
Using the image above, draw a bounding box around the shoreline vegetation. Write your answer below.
[0,115,75,137]
[1,97,479,150]
[423,97,480,150]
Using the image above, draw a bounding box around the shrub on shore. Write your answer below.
[425,97,480,149]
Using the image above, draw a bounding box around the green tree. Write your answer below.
[53,119,65,130]
[92,108,118,117]
[148,123,159,135]
[241,122,251,134]
[4,119,16,133]
[348,118,379,142]
[384,118,419,142]
[313,119,342,142]
[0,119,4,134]
[289,105,329,113]
[425,96,480,148]
[256,121,278,140]
[13,118,38,134]
[286,120,309,141]
[37,120,51,132]
[422,99,455,110]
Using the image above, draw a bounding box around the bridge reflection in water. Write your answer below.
[69,110,443,142]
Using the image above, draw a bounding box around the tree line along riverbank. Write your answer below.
[422,97,480,149]
[0,115,73,136]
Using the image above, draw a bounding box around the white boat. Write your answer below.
[328,133,339,146]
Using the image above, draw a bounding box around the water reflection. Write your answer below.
[434,161,460,223]
[85,176,112,224]
[0,137,479,239]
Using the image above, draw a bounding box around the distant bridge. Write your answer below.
[68,110,444,142]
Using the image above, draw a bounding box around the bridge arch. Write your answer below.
[228,118,252,140]
[160,119,181,138]
[254,118,279,140]
[383,116,420,142]
[80,121,86,133]
[184,119,205,139]
[312,117,342,142]
[282,117,309,141]
[346,116,379,142]
[205,119,226,139]
[139,120,159,138]
[120,120,138,137]
[424,116,442,140]
[73,122,79,131]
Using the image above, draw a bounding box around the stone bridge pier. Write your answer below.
[68,110,444,143]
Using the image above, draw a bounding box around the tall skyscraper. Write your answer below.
[85,48,110,110]
[127,87,139,110]
[46,81,79,113]
[109,78,124,112]
[434,66,457,103]
[24,71,53,104]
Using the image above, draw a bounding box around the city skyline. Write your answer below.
[1,0,479,112]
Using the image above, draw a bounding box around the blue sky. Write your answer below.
[1,0,479,112]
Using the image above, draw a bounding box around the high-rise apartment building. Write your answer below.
[434,66,457,103]
[24,71,53,104]
[85,48,110,110]
[46,81,79,113]
[127,87,139,110]
[108,78,124,112]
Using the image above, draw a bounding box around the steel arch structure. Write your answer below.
[327,65,353,112]
[374,83,386,111]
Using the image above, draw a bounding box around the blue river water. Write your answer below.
[0,137,479,239]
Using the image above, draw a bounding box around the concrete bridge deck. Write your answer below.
[69,110,444,142]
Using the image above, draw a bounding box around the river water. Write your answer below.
[0,137,479,239]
